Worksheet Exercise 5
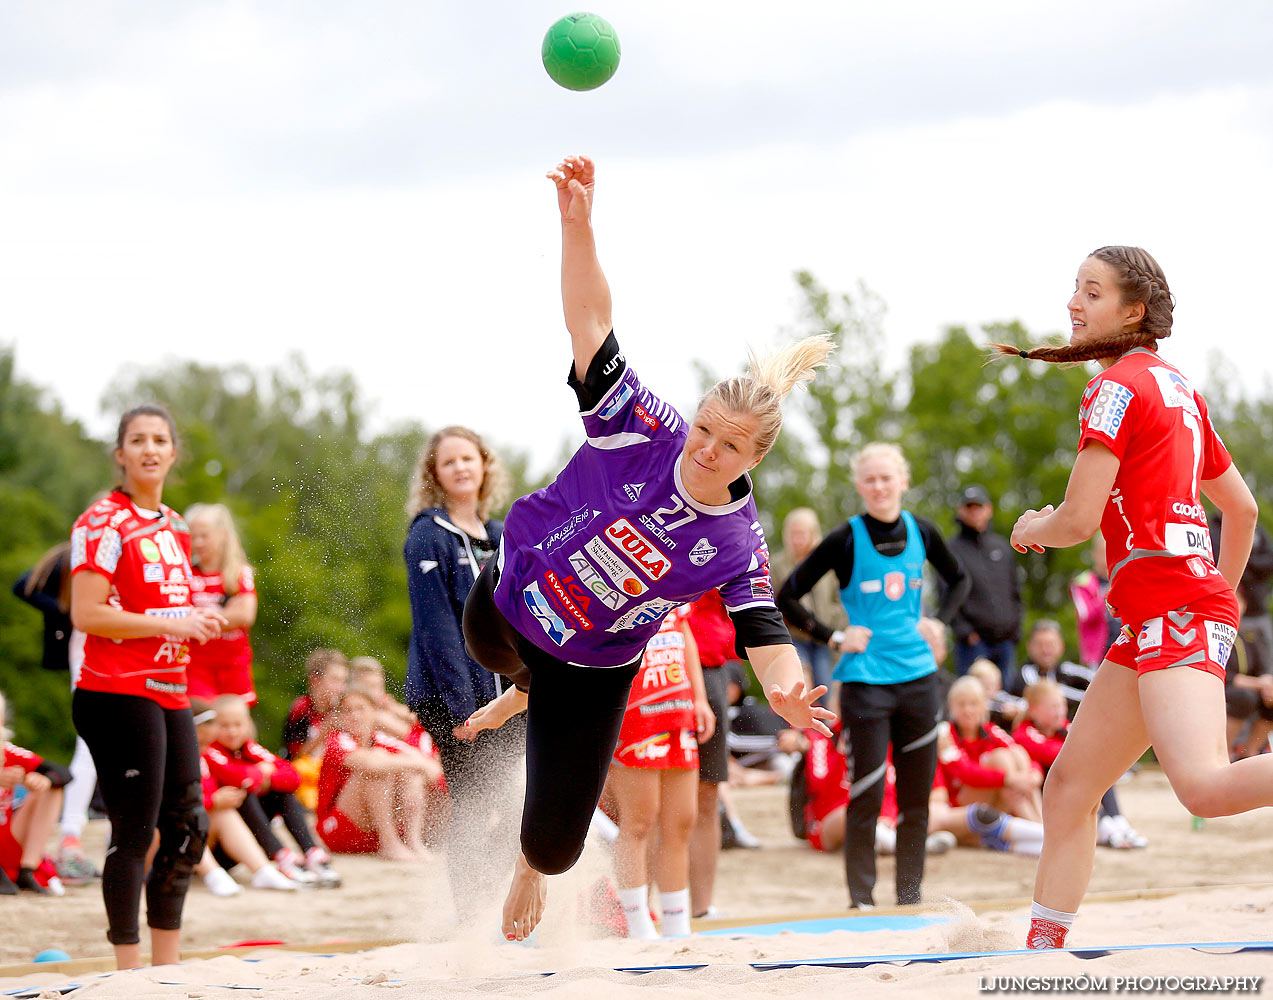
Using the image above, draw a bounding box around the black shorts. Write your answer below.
[697,665,731,784]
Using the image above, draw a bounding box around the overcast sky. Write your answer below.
[4,1,1271,474]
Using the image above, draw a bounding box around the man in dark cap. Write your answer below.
[947,484,1023,689]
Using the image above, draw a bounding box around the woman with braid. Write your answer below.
[456,154,835,941]
[999,246,1267,949]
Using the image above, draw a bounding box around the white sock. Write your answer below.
[589,808,619,845]
[617,885,659,940]
[874,822,897,855]
[1030,900,1076,928]
[659,889,691,938]
[1003,816,1046,855]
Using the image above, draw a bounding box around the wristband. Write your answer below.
[830,630,846,647]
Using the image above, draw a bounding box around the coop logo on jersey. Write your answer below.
[584,537,648,596]
[597,382,634,420]
[605,519,673,581]
[538,505,600,554]
[624,482,645,502]
[1085,381,1134,439]
[689,538,717,567]
[884,571,906,601]
[606,597,680,633]
[1149,366,1200,417]
[1170,500,1206,522]
[523,580,575,646]
[567,552,628,610]
[1205,620,1237,669]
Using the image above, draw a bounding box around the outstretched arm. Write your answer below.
[746,643,835,737]
[547,154,611,380]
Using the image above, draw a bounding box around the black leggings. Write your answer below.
[463,560,638,875]
[72,689,207,945]
[840,674,940,907]
[213,791,315,871]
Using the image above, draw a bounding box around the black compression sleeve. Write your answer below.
[730,605,793,659]
[917,518,971,624]
[567,331,625,411]
[775,522,853,644]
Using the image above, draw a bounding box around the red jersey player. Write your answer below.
[1002,246,1266,950]
[69,404,226,969]
[186,503,259,705]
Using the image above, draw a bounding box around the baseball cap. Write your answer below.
[958,484,991,506]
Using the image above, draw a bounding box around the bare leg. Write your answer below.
[688,781,720,915]
[208,809,271,872]
[814,805,847,852]
[608,765,659,888]
[10,785,62,869]
[1140,669,1273,816]
[150,927,180,966]
[502,851,547,942]
[1246,718,1273,757]
[392,772,429,856]
[114,943,142,970]
[1033,661,1150,913]
[334,772,416,860]
[652,769,698,891]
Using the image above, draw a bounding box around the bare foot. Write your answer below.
[501,852,546,942]
[378,842,419,862]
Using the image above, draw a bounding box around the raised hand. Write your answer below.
[546,154,595,226]
[767,680,836,737]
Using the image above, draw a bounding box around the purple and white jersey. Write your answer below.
[494,359,778,668]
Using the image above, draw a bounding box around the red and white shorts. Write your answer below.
[316,809,379,855]
[613,729,700,770]
[1106,591,1239,682]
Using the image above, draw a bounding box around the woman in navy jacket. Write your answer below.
[403,425,520,918]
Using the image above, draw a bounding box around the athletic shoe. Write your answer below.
[56,849,98,885]
[251,863,301,891]
[692,905,722,920]
[0,868,17,895]
[848,901,876,911]
[1105,816,1148,849]
[17,867,52,895]
[273,849,317,885]
[304,846,343,888]
[204,867,242,897]
[925,831,958,855]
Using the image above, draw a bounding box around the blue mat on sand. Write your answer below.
[700,914,948,937]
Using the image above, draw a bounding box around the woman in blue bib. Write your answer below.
[779,442,969,908]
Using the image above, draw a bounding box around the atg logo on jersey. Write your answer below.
[597,382,634,420]
[606,519,672,581]
[1086,381,1134,439]
[567,552,628,610]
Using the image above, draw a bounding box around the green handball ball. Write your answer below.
[542,13,621,91]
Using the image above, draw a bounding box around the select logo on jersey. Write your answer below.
[884,571,906,601]
[523,580,575,647]
[607,596,680,633]
[624,482,645,502]
[597,382,634,421]
[633,403,659,431]
[1164,522,1213,561]
[544,571,594,630]
[1205,620,1237,669]
[584,537,648,596]
[567,551,628,610]
[689,538,718,567]
[1085,381,1134,439]
[606,518,673,581]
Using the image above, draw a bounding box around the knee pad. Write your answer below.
[965,803,1010,851]
[150,780,208,890]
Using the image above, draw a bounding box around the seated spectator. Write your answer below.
[967,658,1027,730]
[191,703,301,894]
[941,677,1043,822]
[316,687,445,860]
[926,752,1044,856]
[789,725,955,857]
[282,648,350,809]
[207,694,341,886]
[349,656,429,748]
[1224,593,1273,759]
[0,692,70,895]
[607,606,712,940]
[1011,620,1094,718]
[1012,681,1146,849]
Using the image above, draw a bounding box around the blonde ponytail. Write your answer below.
[699,333,835,456]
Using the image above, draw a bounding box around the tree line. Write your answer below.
[4,276,1269,759]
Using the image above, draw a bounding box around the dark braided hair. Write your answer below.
[992,246,1174,365]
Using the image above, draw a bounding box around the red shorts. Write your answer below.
[187,660,257,706]
[316,809,379,855]
[807,806,846,853]
[1106,591,1239,682]
[613,729,700,770]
